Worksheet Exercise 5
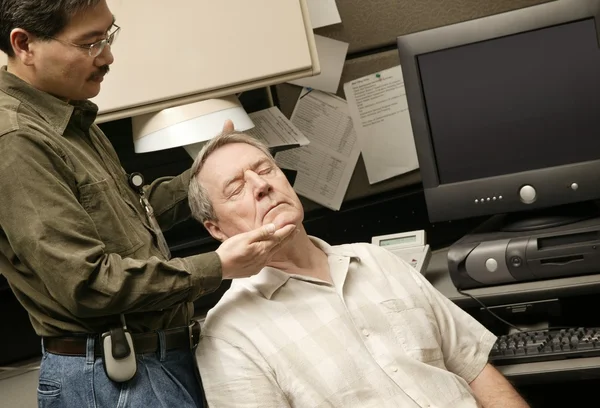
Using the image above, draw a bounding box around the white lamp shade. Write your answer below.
[131,95,254,157]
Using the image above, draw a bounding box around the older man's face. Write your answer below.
[198,142,304,240]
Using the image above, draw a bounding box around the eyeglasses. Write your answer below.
[49,24,121,58]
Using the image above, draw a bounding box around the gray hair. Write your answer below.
[188,130,275,224]
[0,0,101,57]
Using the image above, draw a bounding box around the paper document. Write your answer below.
[245,107,310,154]
[275,88,360,211]
[306,0,341,29]
[343,65,419,184]
[288,35,349,94]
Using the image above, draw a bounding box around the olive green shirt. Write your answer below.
[0,67,222,336]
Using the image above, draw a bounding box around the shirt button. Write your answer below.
[362,329,370,337]
[391,367,398,373]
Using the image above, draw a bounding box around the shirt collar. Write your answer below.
[309,236,358,259]
[0,66,99,134]
[247,236,360,299]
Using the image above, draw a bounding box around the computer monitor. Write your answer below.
[397,0,600,228]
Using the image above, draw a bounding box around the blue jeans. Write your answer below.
[38,335,205,408]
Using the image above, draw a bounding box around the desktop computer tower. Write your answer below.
[448,213,600,290]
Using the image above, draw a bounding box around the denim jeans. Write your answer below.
[38,334,205,408]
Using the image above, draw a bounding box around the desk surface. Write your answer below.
[427,248,600,308]
[497,356,600,384]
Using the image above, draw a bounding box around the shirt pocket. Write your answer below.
[379,299,443,363]
[79,179,143,256]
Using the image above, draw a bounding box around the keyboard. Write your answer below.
[490,327,600,365]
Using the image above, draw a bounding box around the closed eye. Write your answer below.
[228,182,245,197]
[258,166,273,175]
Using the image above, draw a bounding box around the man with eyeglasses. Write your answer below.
[0,1,295,407]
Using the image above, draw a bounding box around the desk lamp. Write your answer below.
[131,95,254,158]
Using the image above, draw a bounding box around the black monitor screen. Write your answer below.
[417,18,600,185]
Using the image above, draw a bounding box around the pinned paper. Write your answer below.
[344,66,419,184]
[245,107,310,155]
[288,35,349,94]
[306,0,342,29]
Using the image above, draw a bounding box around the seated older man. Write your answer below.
[189,130,529,408]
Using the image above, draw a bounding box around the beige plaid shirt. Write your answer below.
[197,237,496,407]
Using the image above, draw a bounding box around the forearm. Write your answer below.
[470,364,530,408]
[17,235,222,318]
[145,169,192,231]
[67,251,222,317]
[475,386,529,408]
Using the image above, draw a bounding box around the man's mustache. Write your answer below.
[90,66,110,79]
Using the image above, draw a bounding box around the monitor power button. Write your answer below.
[519,185,537,204]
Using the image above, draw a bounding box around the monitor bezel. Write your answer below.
[397,0,600,223]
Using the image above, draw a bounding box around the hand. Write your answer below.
[222,119,234,133]
[216,223,296,280]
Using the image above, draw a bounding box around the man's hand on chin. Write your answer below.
[216,223,297,280]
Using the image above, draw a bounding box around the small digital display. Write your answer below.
[379,235,417,246]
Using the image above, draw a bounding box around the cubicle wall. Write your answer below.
[313,0,552,54]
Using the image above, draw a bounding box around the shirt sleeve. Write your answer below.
[0,131,222,318]
[406,263,497,383]
[144,169,192,232]
[92,123,192,232]
[197,335,291,408]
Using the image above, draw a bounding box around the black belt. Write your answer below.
[43,321,200,357]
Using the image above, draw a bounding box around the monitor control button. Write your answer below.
[519,185,536,204]
[485,258,498,272]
